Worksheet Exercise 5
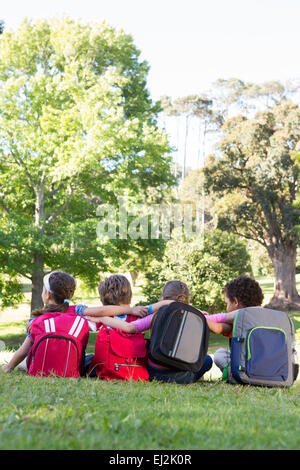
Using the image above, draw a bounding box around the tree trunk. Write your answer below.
[31,180,45,311]
[31,253,44,311]
[130,271,139,287]
[182,115,190,180]
[265,244,300,311]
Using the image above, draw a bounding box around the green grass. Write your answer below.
[0,321,28,350]
[0,373,299,450]
[1,277,300,450]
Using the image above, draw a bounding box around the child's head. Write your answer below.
[98,274,132,306]
[149,280,190,332]
[33,271,76,316]
[162,280,190,304]
[222,275,264,312]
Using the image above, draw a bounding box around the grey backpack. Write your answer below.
[227,307,297,387]
[148,302,209,372]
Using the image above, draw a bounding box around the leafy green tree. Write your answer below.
[204,101,300,311]
[247,240,273,278]
[0,275,23,309]
[142,229,252,312]
[0,17,173,311]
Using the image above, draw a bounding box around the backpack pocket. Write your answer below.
[92,328,149,381]
[230,337,244,383]
[161,309,204,364]
[246,327,288,382]
[29,335,80,377]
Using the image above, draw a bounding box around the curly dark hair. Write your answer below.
[222,275,264,307]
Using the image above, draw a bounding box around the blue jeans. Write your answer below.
[82,354,97,378]
[147,355,213,384]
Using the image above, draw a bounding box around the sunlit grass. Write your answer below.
[0,275,300,450]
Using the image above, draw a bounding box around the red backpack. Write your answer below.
[27,306,89,378]
[88,315,149,381]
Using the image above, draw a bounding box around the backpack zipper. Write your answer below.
[232,309,241,337]
[31,334,80,368]
[246,326,287,360]
[114,363,142,371]
[171,311,187,358]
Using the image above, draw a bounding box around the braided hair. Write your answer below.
[162,280,190,304]
[150,280,190,331]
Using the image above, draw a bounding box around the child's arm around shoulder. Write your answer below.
[203,311,237,324]
[84,299,173,319]
[149,299,174,313]
[205,319,232,335]
[224,311,237,323]
[85,316,137,334]
[85,313,154,334]
[82,304,148,318]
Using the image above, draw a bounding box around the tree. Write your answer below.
[0,17,174,311]
[173,95,213,179]
[142,229,252,312]
[159,95,182,181]
[212,78,300,117]
[204,101,300,311]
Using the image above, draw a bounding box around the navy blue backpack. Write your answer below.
[226,307,297,387]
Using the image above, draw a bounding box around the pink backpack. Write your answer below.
[27,306,89,378]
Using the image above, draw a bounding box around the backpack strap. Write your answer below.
[66,305,77,315]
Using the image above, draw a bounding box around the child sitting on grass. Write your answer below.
[84,274,175,376]
[213,275,264,374]
[1,271,147,374]
[86,280,232,384]
[214,275,299,381]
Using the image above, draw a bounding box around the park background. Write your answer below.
[0,0,300,451]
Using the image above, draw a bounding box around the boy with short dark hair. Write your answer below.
[215,275,299,384]
[214,275,264,374]
[222,275,264,315]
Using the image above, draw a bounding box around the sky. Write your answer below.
[2,0,300,170]
[2,0,300,101]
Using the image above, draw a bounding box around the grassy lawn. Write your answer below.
[1,374,299,450]
[0,276,300,450]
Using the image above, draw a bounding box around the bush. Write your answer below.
[0,276,24,309]
[142,229,252,312]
